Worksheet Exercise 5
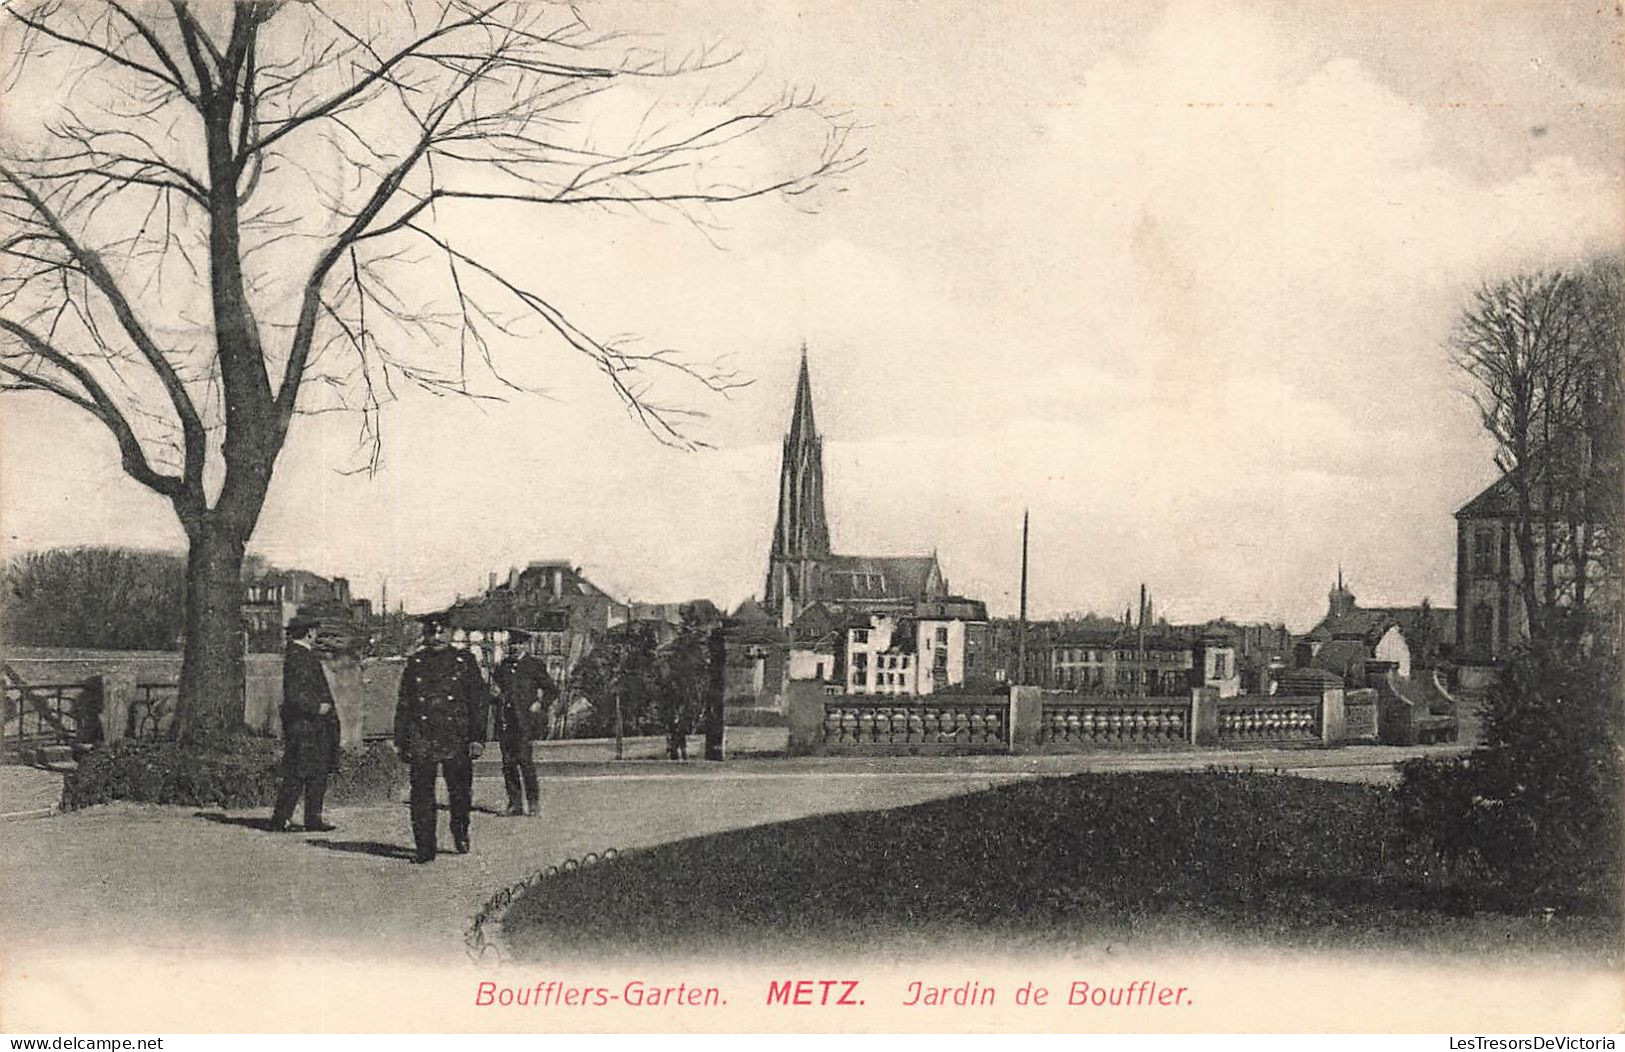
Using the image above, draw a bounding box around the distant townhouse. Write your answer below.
[242,569,370,652]
[443,560,629,682]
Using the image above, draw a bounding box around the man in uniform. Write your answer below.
[394,612,488,863]
[270,615,341,833]
[490,628,557,816]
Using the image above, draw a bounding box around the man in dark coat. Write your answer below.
[270,616,341,832]
[490,629,557,816]
[394,612,487,863]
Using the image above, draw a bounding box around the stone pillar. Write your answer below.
[1008,685,1042,754]
[1319,686,1346,746]
[1190,687,1219,746]
[100,672,136,744]
[324,653,367,750]
[786,681,827,757]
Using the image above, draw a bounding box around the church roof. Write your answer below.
[1306,609,1401,646]
[820,554,941,600]
[1309,639,1371,679]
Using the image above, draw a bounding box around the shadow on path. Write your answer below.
[192,812,279,831]
[307,838,417,861]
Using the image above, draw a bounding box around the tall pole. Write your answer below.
[1137,583,1148,698]
[1018,509,1029,686]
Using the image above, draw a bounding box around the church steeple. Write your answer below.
[765,344,831,625]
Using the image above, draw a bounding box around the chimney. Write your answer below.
[488,571,497,593]
[552,568,563,597]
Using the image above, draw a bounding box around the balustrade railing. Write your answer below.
[1038,698,1190,747]
[821,697,1007,750]
[1216,696,1320,744]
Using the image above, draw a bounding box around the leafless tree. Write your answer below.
[0,0,861,735]
[1451,260,1622,645]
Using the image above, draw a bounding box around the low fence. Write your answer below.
[2,678,96,761]
[1214,696,1322,745]
[789,681,1351,756]
[1036,698,1190,748]
[818,696,1008,753]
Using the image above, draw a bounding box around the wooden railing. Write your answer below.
[1038,697,1190,748]
[2,680,92,762]
[820,697,1008,751]
[1216,696,1320,744]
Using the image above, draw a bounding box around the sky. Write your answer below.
[1,0,1621,630]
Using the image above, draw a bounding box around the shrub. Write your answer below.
[722,707,787,727]
[64,732,405,810]
[1396,641,1622,912]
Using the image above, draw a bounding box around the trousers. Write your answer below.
[498,730,538,813]
[408,756,473,859]
[271,769,328,828]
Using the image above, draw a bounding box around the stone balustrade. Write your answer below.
[1036,699,1190,748]
[817,697,1008,753]
[1215,697,1321,744]
[780,680,1353,757]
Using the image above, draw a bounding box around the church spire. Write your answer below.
[786,341,817,451]
[765,344,831,624]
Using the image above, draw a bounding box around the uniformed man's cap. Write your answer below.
[287,615,320,633]
[507,628,532,642]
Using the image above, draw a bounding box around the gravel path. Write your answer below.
[0,742,1465,961]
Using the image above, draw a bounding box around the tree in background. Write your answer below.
[0,1,858,738]
[2,547,185,650]
[1401,256,1623,910]
[1451,259,1622,643]
[656,608,712,757]
[569,621,661,739]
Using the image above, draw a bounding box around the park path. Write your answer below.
[0,742,1467,963]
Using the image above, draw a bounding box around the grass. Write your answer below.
[502,771,1621,961]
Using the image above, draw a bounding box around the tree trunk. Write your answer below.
[174,523,249,740]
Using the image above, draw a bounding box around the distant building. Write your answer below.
[1302,572,1412,681]
[242,569,370,652]
[443,561,628,682]
[781,596,990,697]
[762,348,952,627]
[724,599,789,707]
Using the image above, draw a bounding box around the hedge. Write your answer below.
[64,732,405,810]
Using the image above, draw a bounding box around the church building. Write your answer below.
[763,348,951,629]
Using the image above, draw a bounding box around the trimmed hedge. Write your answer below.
[721,707,787,728]
[64,732,405,810]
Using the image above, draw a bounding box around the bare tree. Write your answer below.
[0,0,860,736]
[1451,261,1622,646]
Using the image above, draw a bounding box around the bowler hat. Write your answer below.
[287,615,321,633]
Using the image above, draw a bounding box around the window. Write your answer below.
[936,626,949,645]
[852,629,869,644]
[1472,603,1494,652]
[853,653,868,686]
[1473,528,1496,573]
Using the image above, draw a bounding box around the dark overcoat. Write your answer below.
[394,644,488,763]
[491,653,557,743]
[280,643,341,776]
